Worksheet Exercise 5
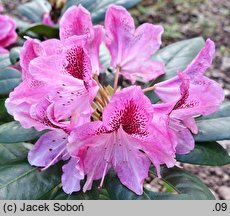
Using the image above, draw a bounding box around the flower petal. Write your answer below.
[0,14,17,47]
[83,145,111,192]
[5,79,52,130]
[20,38,43,79]
[62,157,84,194]
[42,12,55,26]
[114,130,150,195]
[155,39,217,102]
[184,39,215,76]
[169,118,195,154]
[102,86,153,133]
[68,121,108,156]
[105,5,164,83]
[89,25,104,74]
[59,5,93,40]
[28,130,69,167]
[171,75,225,119]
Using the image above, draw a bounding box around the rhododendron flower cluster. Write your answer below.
[5,5,224,195]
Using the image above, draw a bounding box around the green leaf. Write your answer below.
[0,53,11,70]
[100,43,111,69]
[0,98,13,123]
[99,188,111,200]
[9,47,22,64]
[176,142,230,166]
[22,24,59,39]
[51,188,100,200]
[0,161,62,199]
[18,0,51,23]
[104,172,190,200]
[0,67,22,95]
[194,102,230,141]
[146,37,205,103]
[41,181,100,200]
[62,0,140,23]
[0,121,44,143]
[158,167,215,200]
[0,142,30,165]
[105,166,215,200]
[194,117,230,141]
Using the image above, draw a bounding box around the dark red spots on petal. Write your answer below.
[42,116,61,129]
[174,81,199,110]
[174,79,190,110]
[109,100,148,136]
[64,46,90,80]
[95,125,110,135]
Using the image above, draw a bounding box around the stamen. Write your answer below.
[95,96,105,107]
[142,85,156,93]
[98,162,109,190]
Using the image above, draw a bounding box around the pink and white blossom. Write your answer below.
[68,86,176,195]
[155,39,225,154]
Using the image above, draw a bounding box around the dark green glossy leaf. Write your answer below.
[0,121,44,143]
[62,0,140,23]
[0,142,31,165]
[176,142,230,166]
[43,182,100,200]
[18,0,51,23]
[0,53,11,70]
[158,167,215,200]
[194,102,230,141]
[9,47,22,64]
[0,161,62,199]
[22,24,59,38]
[104,172,190,200]
[99,188,111,200]
[0,67,22,95]
[0,98,13,123]
[194,117,230,141]
[146,37,205,103]
[51,189,99,200]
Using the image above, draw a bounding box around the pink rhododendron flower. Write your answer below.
[0,47,8,54]
[6,36,98,130]
[68,86,176,195]
[5,36,94,193]
[155,39,225,154]
[42,12,55,26]
[0,14,17,47]
[104,5,165,83]
[28,115,88,194]
[0,5,4,12]
[60,5,104,75]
